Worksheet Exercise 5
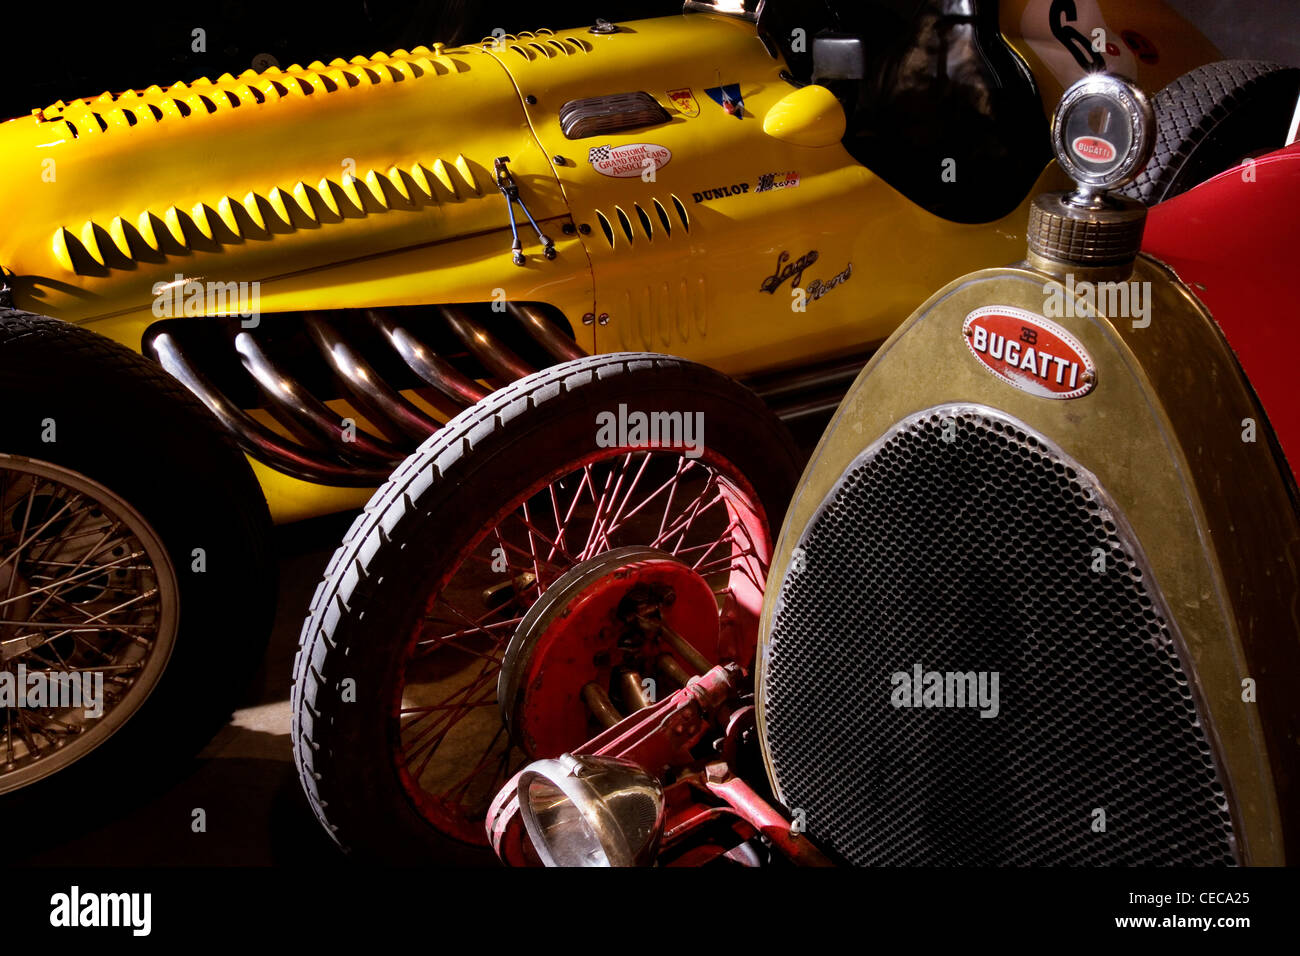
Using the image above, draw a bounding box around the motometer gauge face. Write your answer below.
[1051,73,1155,197]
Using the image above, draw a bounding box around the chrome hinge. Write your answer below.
[494,156,556,266]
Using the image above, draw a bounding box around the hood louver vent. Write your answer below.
[481,29,592,59]
[50,155,482,273]
[592,196,689,250]
[35,46,471,139]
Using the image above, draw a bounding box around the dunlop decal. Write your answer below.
[693,182,749,202]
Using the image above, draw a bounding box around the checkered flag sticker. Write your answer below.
[588,145,612,164]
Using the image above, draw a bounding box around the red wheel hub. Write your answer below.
[497,546,734,759]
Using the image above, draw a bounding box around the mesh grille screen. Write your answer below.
[761,406,1236,866]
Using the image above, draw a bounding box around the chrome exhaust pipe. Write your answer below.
[304,312,445,441]
[234,332,405,469]
[368,309,489,408]
[439,305,537,383]
[149,332,391,486]
[148,303,585,487]
[509,302,585,362]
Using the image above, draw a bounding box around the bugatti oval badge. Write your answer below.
[1071,135,1117,163]
[962,306,1095,399]
[588,143,672,178]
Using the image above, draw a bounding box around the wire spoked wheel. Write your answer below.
[0,310,274,826]
[293,353,803,862]
[0,455,178,793]
[399,449,769,843]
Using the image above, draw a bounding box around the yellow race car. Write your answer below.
[0,0,1292,834]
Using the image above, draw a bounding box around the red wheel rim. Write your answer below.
[391,446,772,845]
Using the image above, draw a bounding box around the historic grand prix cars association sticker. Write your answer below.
[587,143,672,178]
[962,306,1095,399]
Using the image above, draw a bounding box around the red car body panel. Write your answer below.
[1141,141,1300,484]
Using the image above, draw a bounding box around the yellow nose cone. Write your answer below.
[762,84,847,147]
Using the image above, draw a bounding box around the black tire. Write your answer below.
[0,310,275,822]
[292,353,802,863]
[1120,60,1300,205]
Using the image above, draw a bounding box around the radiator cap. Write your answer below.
[1029,73,1154,267]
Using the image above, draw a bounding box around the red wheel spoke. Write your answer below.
[479,531,567,582]
[518,501,543,586]
[402,664,500,772]
[400,698,498,715]
[552,465,598,562]
[656,458,695,542]
[673,520,740,566]
[589,452,656,550]
[442,721,512,801]
[412,634,508,663]
[425,596,523,647]
[579,455,630,561]
[598,455,697,538]
[504,508,577,569]
[652,481,724,555]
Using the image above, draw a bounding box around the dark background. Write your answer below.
[1,2,1297,122]
[0,2,673,121]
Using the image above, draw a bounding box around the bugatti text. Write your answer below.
[968,323,1085,390]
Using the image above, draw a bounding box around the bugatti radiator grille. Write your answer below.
[761,405,1237,866]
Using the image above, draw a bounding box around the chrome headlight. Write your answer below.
[517,754,665,867]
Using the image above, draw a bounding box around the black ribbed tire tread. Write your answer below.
[1120,60,1300,205]
[291,352,802,861]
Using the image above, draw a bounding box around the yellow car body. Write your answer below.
[0,4,1218,522]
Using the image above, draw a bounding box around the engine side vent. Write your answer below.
[670,194,690,232]
[592,196,689,249]
[614,206,636,244]
[594,210,615,247]
[652,198,672,236]
[634,203,655,239]
[761,404,1237,866]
